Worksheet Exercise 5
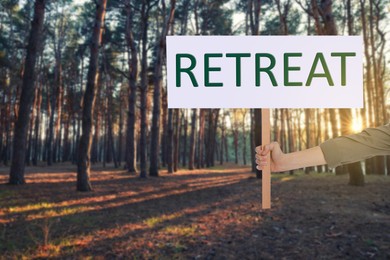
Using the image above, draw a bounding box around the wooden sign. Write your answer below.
[261,109,271,209]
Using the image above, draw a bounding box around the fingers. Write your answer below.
[255,145,270,159]
[255,144,271,170]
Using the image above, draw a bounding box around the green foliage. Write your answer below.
[198,0,233,35]
[261,6,302,35]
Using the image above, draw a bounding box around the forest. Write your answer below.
[0,0,389,258]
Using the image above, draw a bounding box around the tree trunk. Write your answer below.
[182,109,188,167]
[62,106,70,162]
[9,0,46,185]
[26,84,40,165]
[173,109,180,172]
[287,109,295,174]
[47,69,57,166]
[105,71,118,168]
[91,83,100,164]
[304,109,313,173]
[206,110,214,167]
[212,109,220,167]
[150,0,176,177]
[139,1,150,178]
[315,109,323,173]
[254,109,262,178]
[188,109,197,170]
[53,68,63,164]
[250,109,256,172]
[242,110,247,165]
[77,0,107,191]
[197,109,205,169]
[33,79,42,165]
[221,110,226,166]
[117,92,123,166]
[167,109,174,173]
[232,111,239,165]
[161,91,168,167]
[368,0,385,175]
[125,2,138,174]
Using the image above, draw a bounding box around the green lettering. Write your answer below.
[331,52,356,86]
[204,53,223,87]
[176,54,198,87]
[255,53,277,86]
[284,53,303,86]
[306,53,334,86]
[226,53,251,87]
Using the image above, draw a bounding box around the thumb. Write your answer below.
[260,144,271,156]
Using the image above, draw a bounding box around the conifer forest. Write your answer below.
[0,0,389,258]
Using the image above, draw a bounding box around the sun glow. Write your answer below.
[351,118,363,133]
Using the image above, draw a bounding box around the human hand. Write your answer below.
[255,142,285,172]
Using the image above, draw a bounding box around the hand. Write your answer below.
[255,142,285,172]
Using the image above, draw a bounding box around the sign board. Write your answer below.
[166,36,363,109]
[166,36,363,209]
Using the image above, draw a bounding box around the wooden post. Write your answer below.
[262,108,271,209]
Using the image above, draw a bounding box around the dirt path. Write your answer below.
[0,164,389,259]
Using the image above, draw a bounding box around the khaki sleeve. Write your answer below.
[319,124,390,168]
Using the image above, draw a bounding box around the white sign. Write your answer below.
[166,36,363,108]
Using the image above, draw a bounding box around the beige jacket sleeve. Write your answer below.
[319,124,390,168]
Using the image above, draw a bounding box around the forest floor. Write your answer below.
[0,163,389,259]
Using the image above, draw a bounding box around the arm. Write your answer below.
[256,124,390,172]
[319,124,390,168]
[255,142,326,172]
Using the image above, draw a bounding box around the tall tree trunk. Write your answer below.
[212,109,220,167]
[103,108,107,167]
[188,109,197,170]
[0,77,5,165]
[125,2,138,174]
[318,0,364,181]
[62,107,70,162]
[77,0,107,191]
[368,0,385,175]
[253,109,262,178]
[182,109,188,167]
[233,124,239,164]
[53,81,63,163]
[250,109,256,172]
[249,0,263,177]
[275,0,290,35]
[26,87,38,166]
[9,0,46,185]
[304,109,314,173]
[104,63,118,168]
[360,0,374,175]
[173,109,180,172]
[161,91,168,167]
[33,79,42,165]
[150,0,176,177]
[280,109,286,151]
[91,83,100,164]
[139,1,150,178]
[241,110,247,165]
[167,109,174,173]
[197,109,205,169]
[340,1,365,184]
[221,110,226,166]
[206,110,213,167]
[117,91,123,166]
[287,109,295,174]
[48,29,64,165]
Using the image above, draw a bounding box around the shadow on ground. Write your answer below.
[0,164,389,259]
